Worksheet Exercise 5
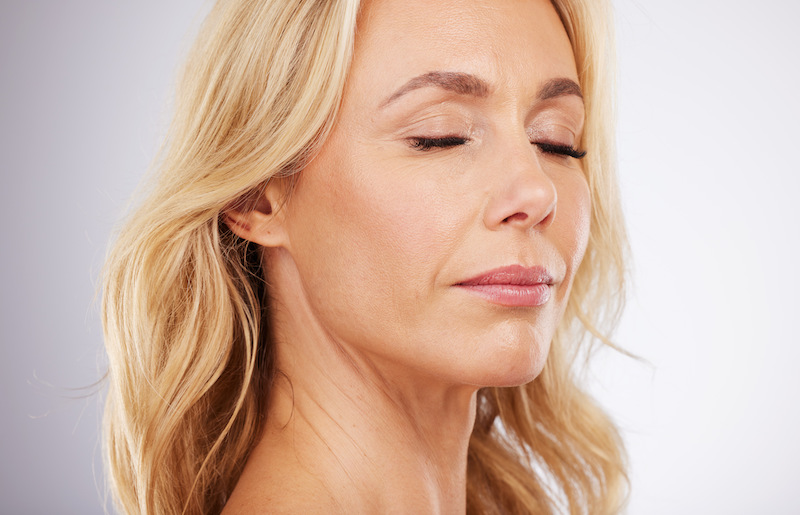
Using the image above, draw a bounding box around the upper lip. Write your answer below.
[455,264,555,286]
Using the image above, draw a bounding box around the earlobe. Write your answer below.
[224,181,290,248]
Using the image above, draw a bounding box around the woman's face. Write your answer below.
[277,0,590,387]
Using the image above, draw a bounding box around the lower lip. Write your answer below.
[455,284,552,307]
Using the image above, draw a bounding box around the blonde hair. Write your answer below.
[101,0,628,513]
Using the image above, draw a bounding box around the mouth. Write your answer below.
[454,264,554,307]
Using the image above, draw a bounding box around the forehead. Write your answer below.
[350,0,578,101]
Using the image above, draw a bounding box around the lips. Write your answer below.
[454,264,554,307]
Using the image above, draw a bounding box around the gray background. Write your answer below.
[1,1,798,513]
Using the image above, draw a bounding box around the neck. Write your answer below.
[262,363,476,513]
[228,250,478,514]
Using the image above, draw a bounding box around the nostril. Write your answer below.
[503,212,529,223]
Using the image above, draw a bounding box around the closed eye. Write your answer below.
[407,136,584,158]
[408,136,469,151]
[534,142,586,159]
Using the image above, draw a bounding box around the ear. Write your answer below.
[224,179,290,248]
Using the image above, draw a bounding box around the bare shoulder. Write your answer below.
[221,441,344,514]
[222,468,344,514]
[221,479,341,514]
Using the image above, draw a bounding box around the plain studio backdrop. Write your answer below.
[1,1,798,513]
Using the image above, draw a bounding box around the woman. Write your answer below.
[102,0,628,513]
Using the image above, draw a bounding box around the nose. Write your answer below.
[483,138,557,232]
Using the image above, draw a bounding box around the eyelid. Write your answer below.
[401,118,479,151]
[527,124,578,146]
[388,102,479,137]
[528,97,586,127]
[526,104,584,142]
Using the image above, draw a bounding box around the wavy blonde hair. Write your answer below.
[101,0,628,513]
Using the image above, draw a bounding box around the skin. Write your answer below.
[223,0,590,512]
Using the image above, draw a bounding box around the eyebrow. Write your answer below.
[538,77,583,100]
[380,71,583,108]
[380,71,490,108]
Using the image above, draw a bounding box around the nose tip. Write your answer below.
[501,186,556,228]
[484,154,558,231]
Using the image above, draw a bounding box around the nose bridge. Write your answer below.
[482,132,557,231]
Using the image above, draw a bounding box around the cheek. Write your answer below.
[557,171,592,273]
[284,150,463,333]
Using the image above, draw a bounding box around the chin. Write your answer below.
[477,354,548,388]
[467,328,552,388]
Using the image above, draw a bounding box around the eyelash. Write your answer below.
[409,136,468,151]
[536,142,587,159]
[408,136,586,159]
